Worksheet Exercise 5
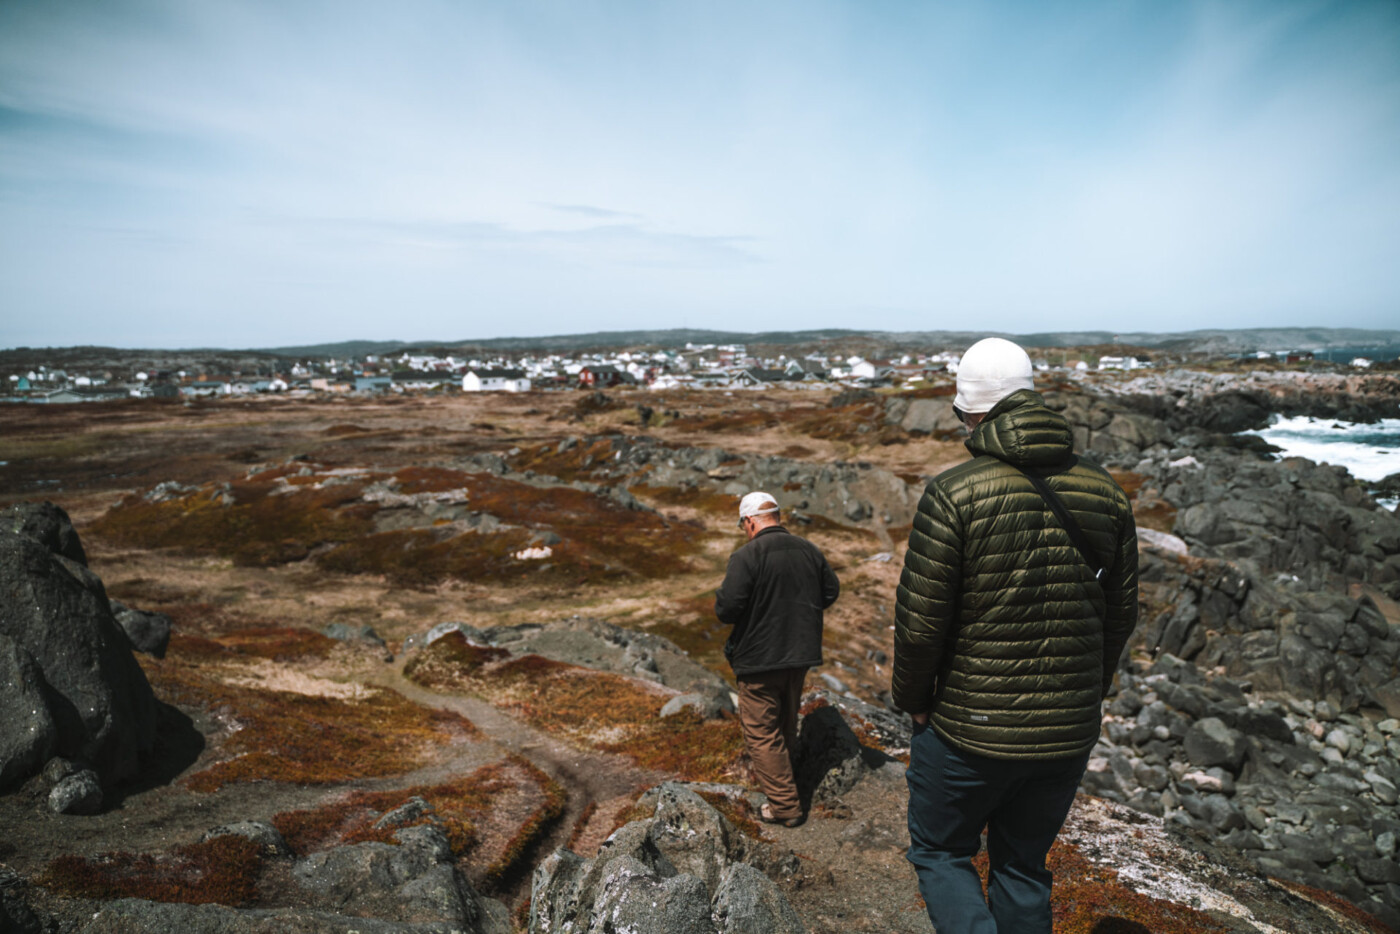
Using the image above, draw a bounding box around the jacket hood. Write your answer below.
[965,389,1074,468]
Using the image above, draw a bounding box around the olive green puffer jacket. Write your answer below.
[893,389,1138,760]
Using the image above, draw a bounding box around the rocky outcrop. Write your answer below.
[405,617,735,705]
[1106,369,1400,425]
[1133,448,1400,596]
[0,502,156,791]
[530,783,803,934]
[494,436,923,529]
[293,824,510,930]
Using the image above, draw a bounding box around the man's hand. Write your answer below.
[911,712,929,726]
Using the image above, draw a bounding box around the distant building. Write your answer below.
[354,376,393,393]
[578,365,631,388]
[463,369,531,392]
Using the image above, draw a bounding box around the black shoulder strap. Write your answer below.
[1018,468,1107,582]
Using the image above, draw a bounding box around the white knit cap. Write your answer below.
[738,491,779,519]
[953,338,1035,414]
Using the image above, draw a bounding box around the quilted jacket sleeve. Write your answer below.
[1100,493,1140,697]
[892,479,963,713]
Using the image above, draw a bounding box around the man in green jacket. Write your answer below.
[894,338,1138,933]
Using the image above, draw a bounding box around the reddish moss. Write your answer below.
[271,763,518,857]
[567,802,599,851]
[632,484,737,517]
[394,466,472,494]
[963,840,1234,934]
[696,791,767,841]
[214,626,337,661]
[1271,879,1395,934]
[141,649,476,793]
[481,756,568,891]
[90,478,376,567]
[40,836,264,906]
[407,634,745,782]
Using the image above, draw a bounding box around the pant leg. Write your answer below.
[905,725,1002,934]
[737,671,802,818]
[779,667,806,770]
[984,752,1090,934]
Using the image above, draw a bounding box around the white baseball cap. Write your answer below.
[738,491,779,519]
[953,337,1035,414]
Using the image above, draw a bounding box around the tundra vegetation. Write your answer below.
[2,364,1398,933]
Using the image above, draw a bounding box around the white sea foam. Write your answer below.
[1241,416,1400,482]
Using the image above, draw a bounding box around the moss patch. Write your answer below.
[40,836,264,906]
[144,634,476,792]
[407,632,745,782]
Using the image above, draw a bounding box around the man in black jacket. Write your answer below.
[715,491,840,827]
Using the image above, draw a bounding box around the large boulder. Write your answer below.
[0,633,57,788]
[530,783,803,934]
[293,825,509,931]
[3,501,87,566]
[0,504,156,788]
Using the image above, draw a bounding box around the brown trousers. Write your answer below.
[737,667,808,819]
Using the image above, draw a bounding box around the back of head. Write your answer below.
[954,338,1034,415]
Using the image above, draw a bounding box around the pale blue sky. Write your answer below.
[1,0,1397,348]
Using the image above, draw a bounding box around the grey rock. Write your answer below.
[1183,718,1247,773]
[375,795,437,829]
[0,525,157,785]
[49,769,102,814]
[1355,858,1400,886]
[323,622,388,647]
[293,824,504,928]
[591,859,717,934]
[202,821,292,857]
[530,782,802,934]
[661,692,731,719]
[110,601,172,658]
[3,501,87,565]
[0,634,57,790]
[711,862,806,934]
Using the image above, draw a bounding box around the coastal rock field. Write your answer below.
[1,367,1398,933]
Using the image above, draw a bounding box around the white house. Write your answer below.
[463,369,531,392]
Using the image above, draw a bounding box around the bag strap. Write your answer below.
[1017,468,1107,582]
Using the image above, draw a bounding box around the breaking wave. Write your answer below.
[1241,415,1400,483]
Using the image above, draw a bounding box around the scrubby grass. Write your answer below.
[91,478,376,566]
[40,836,264,906]
[407,632,745,782]
[144,633,475,792]
[1110,470,1178,533]
[91,465,705,586]
[966,841,1233,934]
[696,791,767,841]
[271,761,519,856]
[481,756,568,891]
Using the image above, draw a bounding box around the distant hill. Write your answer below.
[6,328,1398,363]
[258,327,1400,357]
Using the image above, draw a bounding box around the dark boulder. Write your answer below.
[0,634,57,789]
[110,601,172,659]
[3,501,87,566]
[0,514,157,787]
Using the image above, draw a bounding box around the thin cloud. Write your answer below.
[546,204,642,220]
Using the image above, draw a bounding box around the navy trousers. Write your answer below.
[905,724,1089,934]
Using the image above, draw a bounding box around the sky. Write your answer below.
[1,0,1398,349]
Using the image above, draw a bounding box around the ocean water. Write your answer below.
[1242,416,1400,508]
